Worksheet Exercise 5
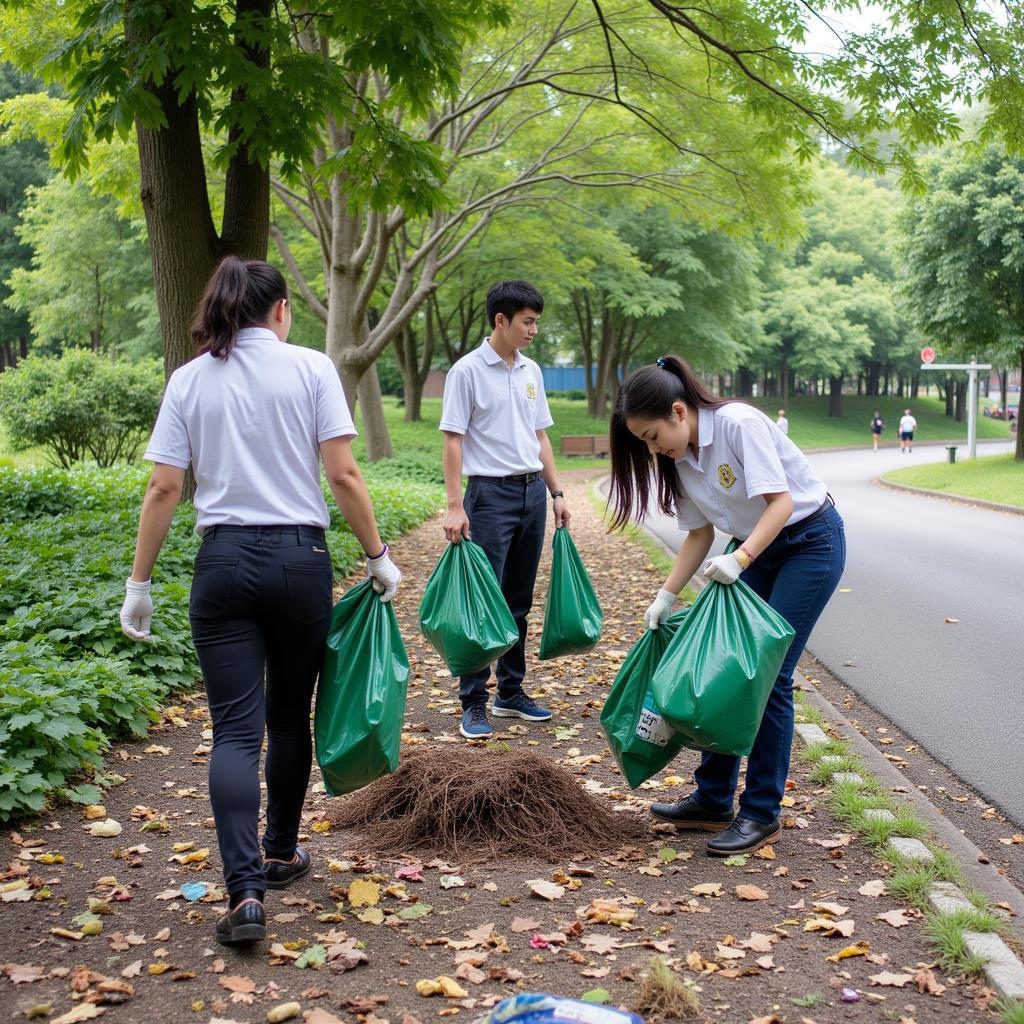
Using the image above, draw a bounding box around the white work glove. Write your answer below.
[643,589,677,630]
[367,544,402,602]
[120,578,153,641]
[703,553,743,585]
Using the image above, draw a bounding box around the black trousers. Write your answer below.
[189,524,333,899]
[458,476,547,708]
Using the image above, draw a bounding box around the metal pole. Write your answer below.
[967,358,978,459]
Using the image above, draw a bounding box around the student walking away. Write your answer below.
[870,411,884,451]
[119,257,402,945]
[608,355,845,856]
[440,280,570,740]
[899,408,917,452]
[775,409,788,435]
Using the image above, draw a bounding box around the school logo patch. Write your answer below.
[526,382,537,400]
[717,463,737,490]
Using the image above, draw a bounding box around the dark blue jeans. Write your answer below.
[459,476,547,709]
[693,504,846,824]
[189,525,333,900]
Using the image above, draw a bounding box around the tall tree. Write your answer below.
[0,64,50,369]
[272,0,802,455]
[6,177,157,356]
[898,145,1024,460]
[2,0,507,382]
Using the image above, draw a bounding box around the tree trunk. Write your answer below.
[591,309,618,419]
[345,363,393,460]
[944,375,954,416]
[736,366,753,397]
[954,379,966,422]
[828,376,843,418]
[1000,368,1009,417]
[780,357,789,411]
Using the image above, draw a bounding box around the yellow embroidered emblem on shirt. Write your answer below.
[717,463,737,490]
[526,383,536,400]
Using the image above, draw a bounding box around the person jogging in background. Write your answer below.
[899,408,917,452]
[440,280,569,740]
[775,409,788,435]
[119,257,402,946]
[870,411,884,451]
[607,355,845,856]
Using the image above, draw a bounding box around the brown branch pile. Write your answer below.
[328,746,649,862]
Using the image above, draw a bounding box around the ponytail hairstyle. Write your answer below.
[191,256,289,359]
[608,355,727,531]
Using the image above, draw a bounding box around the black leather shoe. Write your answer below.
[649,795,734,831]
[706,816,781,856]
[215,890,266,945]
[265,847,312,890]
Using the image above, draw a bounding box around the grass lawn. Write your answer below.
[742,394,1011,450]
[883,452,1024,509]
[2,392,1010,471]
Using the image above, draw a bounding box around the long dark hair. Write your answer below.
[608,355,727,531]
[191,256,288,359]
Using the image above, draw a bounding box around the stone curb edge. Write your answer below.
[794,716,1024,1002]
[795,683,1024,928]
[874,475,1024,517]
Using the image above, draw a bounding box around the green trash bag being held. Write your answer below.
[650,579,795,757]
[315,579,410,796]
[419,540,519,677]
[601,608,690,789]
[538,527,603,660]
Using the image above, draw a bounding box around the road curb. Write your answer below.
[798,682,1024,926]
[875,474,1024,517]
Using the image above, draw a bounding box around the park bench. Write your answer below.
[561,434,610,458]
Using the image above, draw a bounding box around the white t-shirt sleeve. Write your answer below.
[674,491,712,530]
[439,366,473,435]
[144,374,192,469]
[534,369,554,430]
[315,359,357,443]
[734,416,788,499]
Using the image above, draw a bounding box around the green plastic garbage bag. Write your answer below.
[650,580,795,756]
[538,527,603,660]
[315,579,410,796]
[419,540,519,677]
[600,608,690,788]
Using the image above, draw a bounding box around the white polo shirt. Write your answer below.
[899,415,917,434]
[144,328,356,531]
[439,338,553,477]
[674,403,827,539]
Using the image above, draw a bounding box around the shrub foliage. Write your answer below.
[0,350,164,467]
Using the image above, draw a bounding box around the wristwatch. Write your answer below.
[550,490,564,500]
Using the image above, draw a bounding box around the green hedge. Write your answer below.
[0,461,442,821]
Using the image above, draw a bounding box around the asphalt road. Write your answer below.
[634,439,1024,827]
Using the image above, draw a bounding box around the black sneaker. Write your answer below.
[215,890,266,945]
[649,795,734,831]
[265,847,312,889]
[705,816,782,856]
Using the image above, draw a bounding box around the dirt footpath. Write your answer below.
[0,471,1009,1024]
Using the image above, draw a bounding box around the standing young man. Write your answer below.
[899,408,917,453]
[439,280,570,740]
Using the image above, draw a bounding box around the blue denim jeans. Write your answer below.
[459,476,547,708]
[693,504,846,824]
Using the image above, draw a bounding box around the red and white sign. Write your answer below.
[921,347,936,364]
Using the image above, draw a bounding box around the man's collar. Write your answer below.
[480,336,522,368]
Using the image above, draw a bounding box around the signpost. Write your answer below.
[919,354,992,460]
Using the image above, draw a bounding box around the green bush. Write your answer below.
[0,350,164,467]
[0,639,164,819]
[0,461,444,822]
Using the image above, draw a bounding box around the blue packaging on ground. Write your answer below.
[475,994,645,1024]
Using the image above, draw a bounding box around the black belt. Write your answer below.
[468,472,541,485]
[203,524,326,542]
[783,494,835,538]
